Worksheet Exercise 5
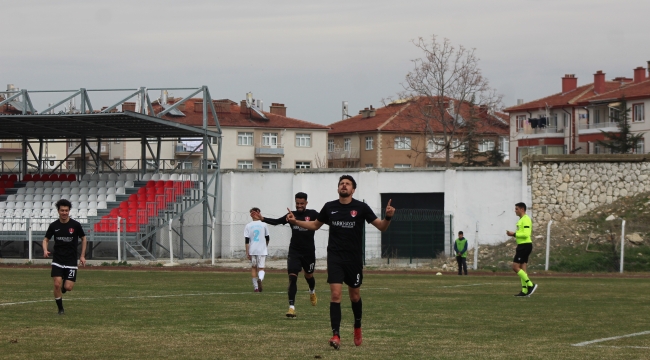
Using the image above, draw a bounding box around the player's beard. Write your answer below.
[338,190,351,198]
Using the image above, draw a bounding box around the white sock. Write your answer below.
[310,289,315,294]
[290,305,295,310]
[259,270,265,281]
[252,277,258,289]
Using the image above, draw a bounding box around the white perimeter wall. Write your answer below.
[216,168,524,259]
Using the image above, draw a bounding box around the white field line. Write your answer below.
[591,345,650,349]
[1,287,386,307]
[572,331,650,347]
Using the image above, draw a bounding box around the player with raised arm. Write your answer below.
[43,199,87,315]
[244,207,270,292]
[286,175,395,350]
[252,192,319,318]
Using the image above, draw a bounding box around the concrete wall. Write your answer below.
[216,167,523,259]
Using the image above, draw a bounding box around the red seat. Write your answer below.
[109,208,120,217]
[119,202,129,209]
[32,174,42,181]
[49,174,59,181]
[5,181,14,188]
[165,188,175,202]
[8,174,17,182]
[0,188,5,195]
[107,222,117,232]
[128,208,138,216]
[164,180,174,188]
[146,181,156,188]
[0,174,8,181]
[21,174,31,181]
[41,174,51,181]
[146,194,155,202]
[128,201,138,209]
[155,187,164,195]
[67,174,77,181]
[155,181,165,188]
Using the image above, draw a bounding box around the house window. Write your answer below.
[394,136,411,150]
[634,104,645,122]
[516,115,527,129]
[238,132,253,146]
[237,160,253,169]
[451,139,466,152]
[478,140,495,152]
[365,136,373,150]
[428,138,445,153]
[636,139,645,154]
[394,164,411,168]
[210,136,218,145]
[328,140,335,152]
[344,138,351,151]
[262,132,278,147]
[262,161,278,169]
[563,113,571,127]
[593,109,601,123]
[205,161,219,170]
[365,164,373,168]
[182,161,193,169]
[295,161,311,169]
[295,134,311,147]
[500,137,509,155]
[609,107,620,122]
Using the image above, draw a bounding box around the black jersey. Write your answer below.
[263,209,319,255]
[45,219,86,267]
[316,198,377,264]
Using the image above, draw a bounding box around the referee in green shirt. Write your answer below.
[506,202,538,297]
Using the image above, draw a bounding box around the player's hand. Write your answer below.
[506,230,514,236]
[286,208,296,224]
[246,253,251,260]
[79,256,86,267]
[251,211,263,221]
[385,199,395,217]
[43,249,50,258]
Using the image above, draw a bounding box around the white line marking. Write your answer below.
[441,283,493,288]
[591,345,650,349]
[572,331,650,347]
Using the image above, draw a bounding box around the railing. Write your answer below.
[579,121,619,130]
[255,141,284,156]
[517,126,564,134]
[327,147,360,160]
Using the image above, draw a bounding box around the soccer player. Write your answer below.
[506,202,538,297]
[286,175,395,350]
[252,192,319,318]
[42,199,87,315]
[454,231,468,275]
[244,207,270,292]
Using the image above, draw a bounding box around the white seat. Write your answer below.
[61,181,71,188]
[41,201,51,209]
[70,187,80,195]
[91,174,100,181]
[62,188,71,195]
[115,180,125,188]
[87,208,97,216]
[108,173,118,181]
[53,188,62,194]
[42,195,53,202]
[14,209,23,217]
[32,202,42,209]
[35,188,44,194]
[15,202,24,209]
[0,209,4,217]
[7,195,16,201]
[97,194,107,202]
[118,173,127,181]
[142,173,152,181]
[97,201,107,209]
[151,173,161,181]
[35,181,44,187]
[69,208,77,217]
[100,174,110,181]
[33,194,43,201]
[97,187,107,195]
[106,194,116,202]
[81,174,92,181]
[88,201,97,209]
[26,188,36,194]
[105,181,115,188]
[4,208,14,216]
[160,173,170,180]
[52,181,62,187]
[79,181,89,188]
[0,202,5,209]
[79,194,89,201]
[125,180,134,188]
[6,202,15,209]
[16,195,25,201]
[77,209,88,219]
[69,194,80,202]
[88,188,98,195]
[25,195,35,202]
[80,188,89,195]
[71,201,80,209]
[25,182,35,188]
[116,187,125,195]
[17,188,27,194]
[88,181,98,188]
[22,208,32,217]
[44,188,53,195]
[88,194,97,202]
[69,181,80,188]
[43,181,53,187]
[23,202,33,209]
[78,201,88,209]
[169,173,180,181]
[107,188,116,195]
[126,173,137,181]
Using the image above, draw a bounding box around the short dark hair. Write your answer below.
[250,207,260,213]
[295,192,308,200]
[56,199,72,210]
[338,175,357,189]
[458,231,463,235]
[515,202,527,211]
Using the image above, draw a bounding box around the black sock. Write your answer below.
[305,276,316,291]
[288,275,297,306]
[330,302,341,336]
[55,298,63,311]
[351,298,362,328]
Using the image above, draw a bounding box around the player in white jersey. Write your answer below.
[244,207,270,292]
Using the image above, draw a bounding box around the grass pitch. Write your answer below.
[1,267,649,359]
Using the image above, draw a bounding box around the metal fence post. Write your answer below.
[473,221,478,271]
[168,219,174,264]
[117,217,121,262]
[27,218,32,262]
[211,216,216,266]
[620,220,626,273]
[545,220,553,271]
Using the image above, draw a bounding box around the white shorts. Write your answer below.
[250,255,266,268]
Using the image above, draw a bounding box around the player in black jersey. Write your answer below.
[253,192,319,318]
[43,199,87,315]
[287,175,395,350]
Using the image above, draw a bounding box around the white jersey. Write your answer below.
[244,220,270,255]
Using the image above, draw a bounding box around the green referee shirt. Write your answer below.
[515,214,532,245]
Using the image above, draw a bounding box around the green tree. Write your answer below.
[485,144,505,166]
[597,98,644,154]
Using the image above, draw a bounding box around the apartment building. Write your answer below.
[327,97,509,168]
[505,63,650,166]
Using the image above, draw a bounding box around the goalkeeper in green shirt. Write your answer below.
[506,202,538,297]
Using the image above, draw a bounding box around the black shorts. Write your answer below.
[513,243,533,264]
[327,258,363,288]
[51,265,78,283]
[287,252,316,275]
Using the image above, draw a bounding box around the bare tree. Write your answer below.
[397,35,502,167]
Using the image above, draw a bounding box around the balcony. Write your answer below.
[175,142,203,156]
[579,121,619,130]
[255,141,284,157]
[328,147,359,160]
[517,126,564,135]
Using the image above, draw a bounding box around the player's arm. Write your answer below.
[371,199,395,232]
[79,236,87,266]
[454,241,459,255]
[261,215,288,226]
[461,241,468,256]
[42,237,50,258]
[286,208,324,230]
[245,238,251,260]
[265,235,270,247]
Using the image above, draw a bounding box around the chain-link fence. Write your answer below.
[380,210,452,264]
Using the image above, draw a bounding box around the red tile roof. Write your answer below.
[156,98,329,130]
[504,81,623,112]
[328,97,508,136]
[584,78,650,103]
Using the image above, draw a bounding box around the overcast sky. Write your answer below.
[3,0,649,125]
